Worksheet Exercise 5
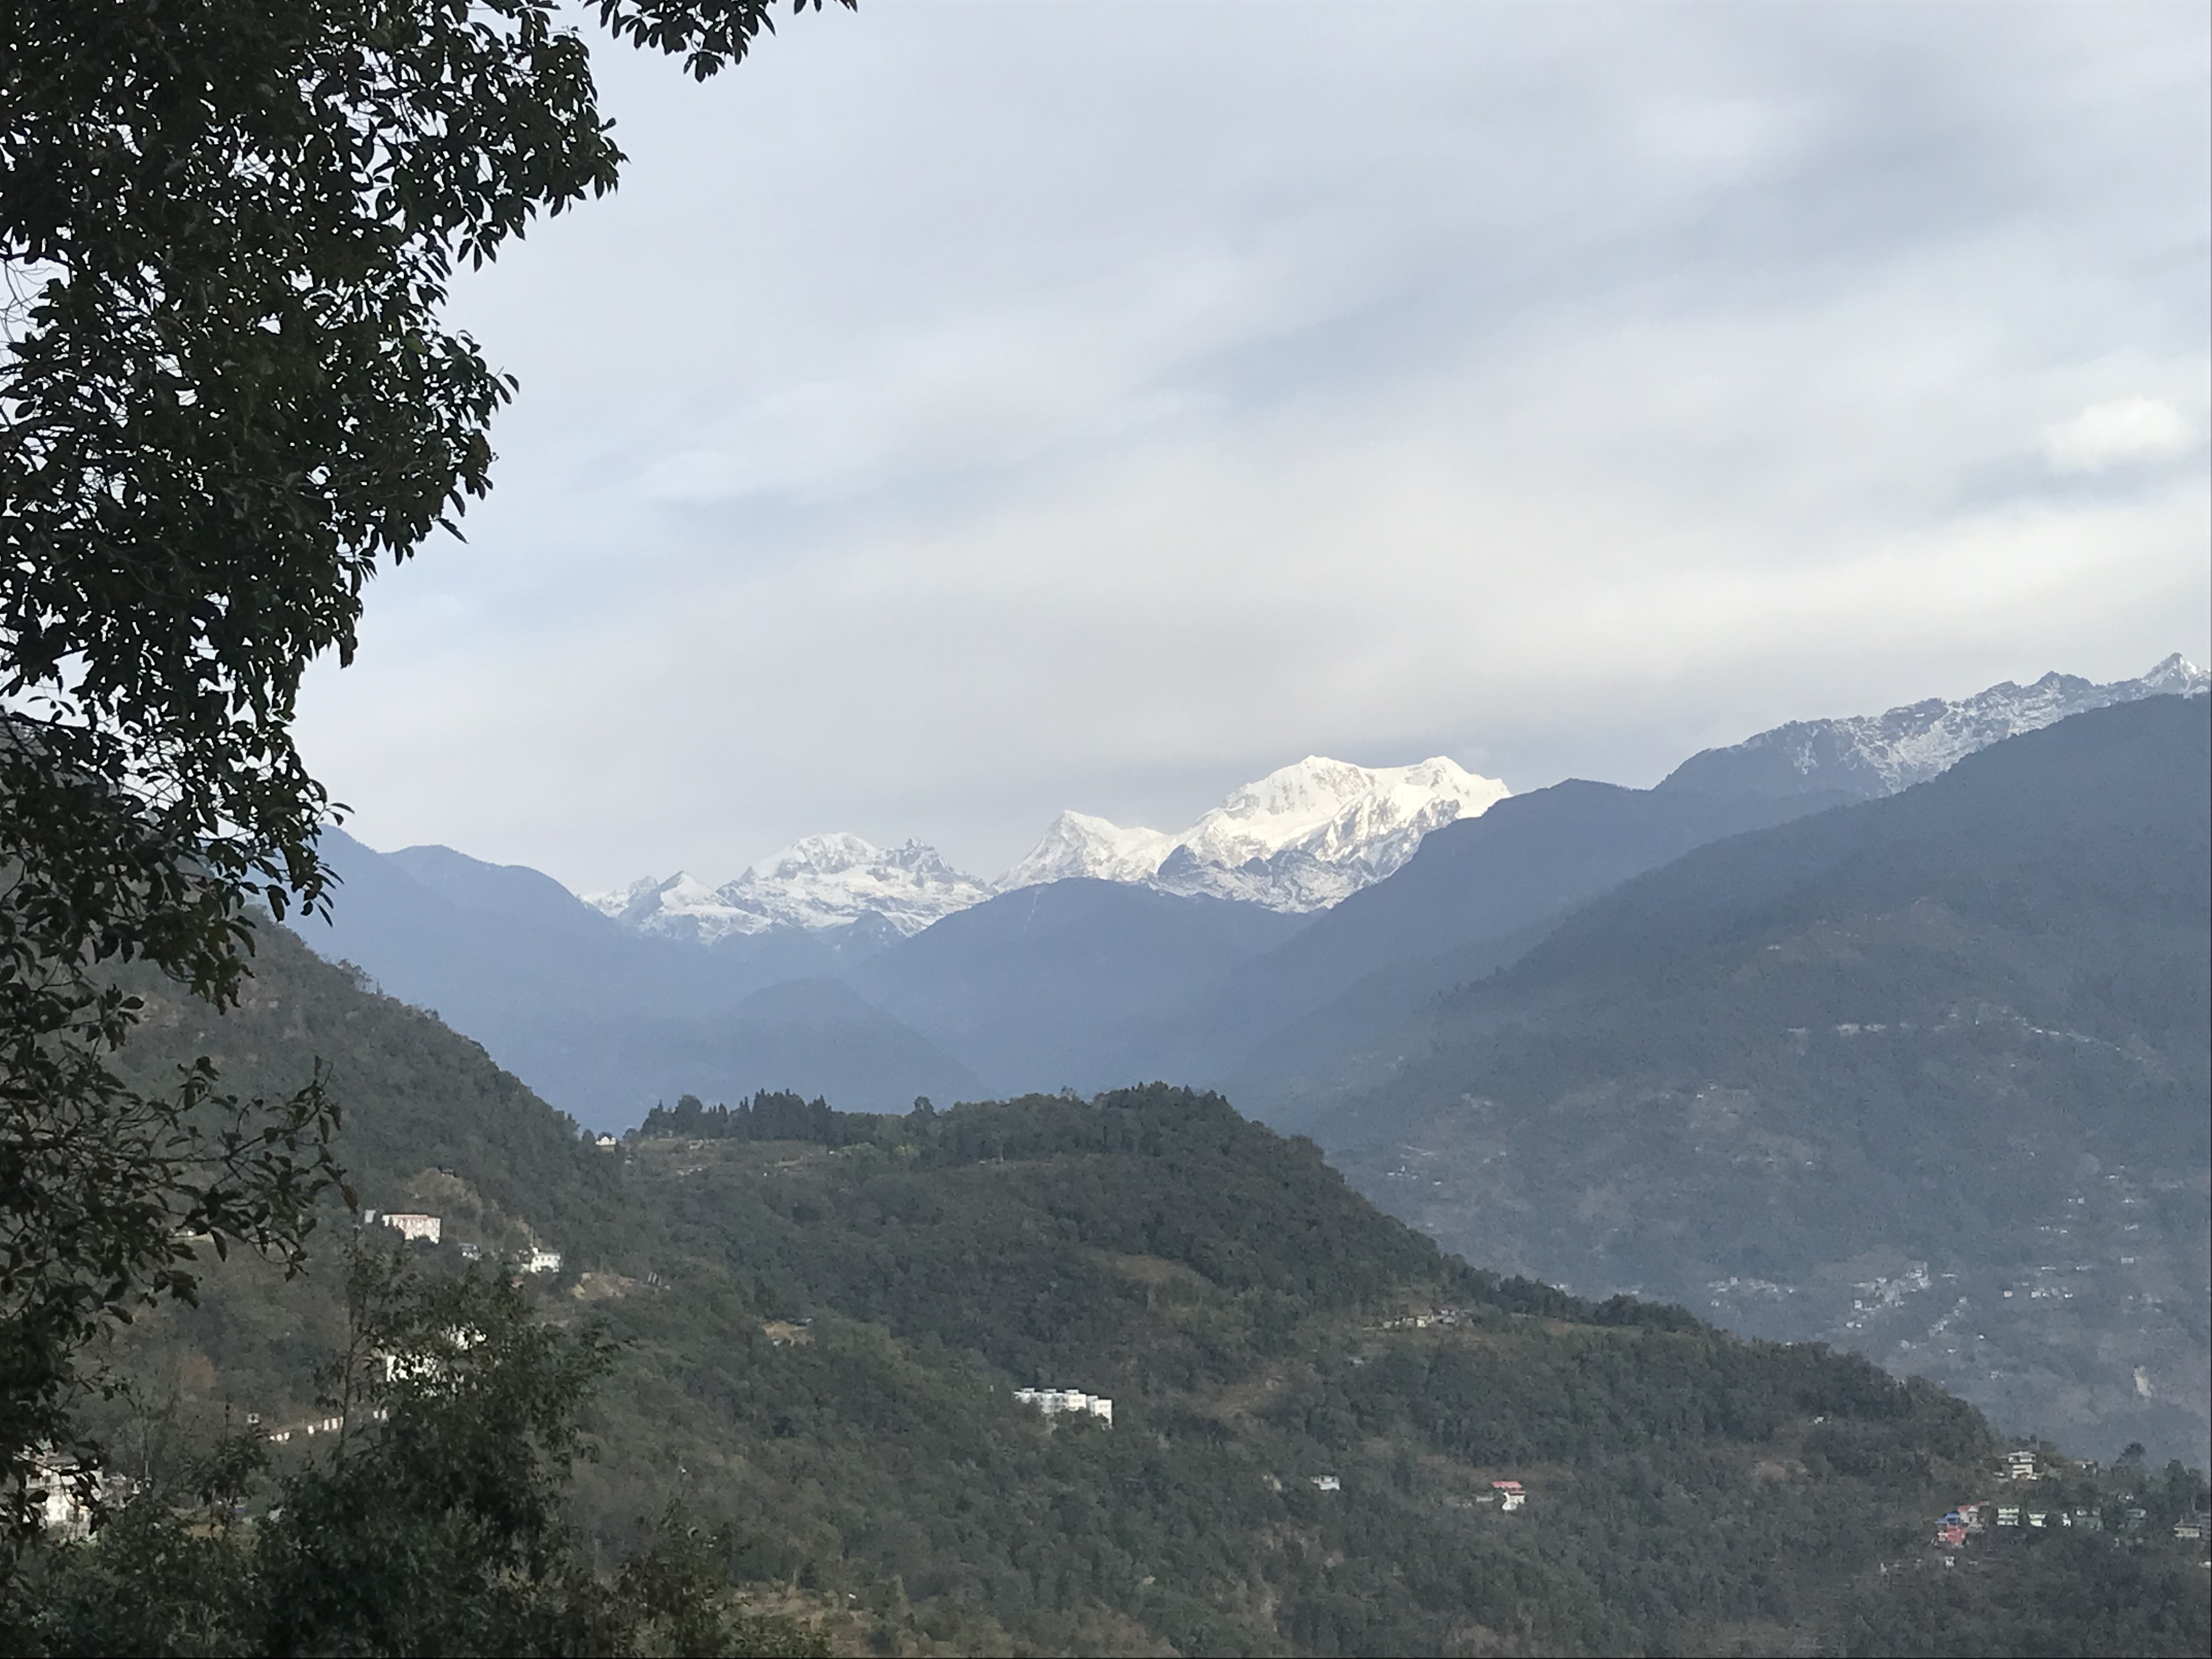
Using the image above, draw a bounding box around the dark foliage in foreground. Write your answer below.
[29,1248,825,1657]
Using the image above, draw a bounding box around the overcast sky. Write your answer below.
[294,0,2210,891]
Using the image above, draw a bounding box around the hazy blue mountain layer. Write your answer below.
[1170,779,1850,1115]
[847,877,1308,1093]
[300,828,961,1120]
[1318,696,2212,1465]
[292,668,2207,1136]
[306,778,1848,1125]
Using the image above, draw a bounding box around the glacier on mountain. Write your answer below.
[592,755,1511,941]
[999,755,1511,912]
[585,833,992,944]
[584,654,2205,944]
[996,811,1180,889]
[1660,653,2208,801]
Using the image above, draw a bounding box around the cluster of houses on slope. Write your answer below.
[361,1209,561,1276]
[1929,1448,2207,1550]
[1378,1307,1479,1331]
[1006,1380,1543,1520]
[262,1407,388,1446]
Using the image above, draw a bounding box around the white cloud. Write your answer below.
[2044,397,2196,473]
[294,1,2212,891]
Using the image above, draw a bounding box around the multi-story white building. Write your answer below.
[1013,1387,1112,1425]
[30,1458,112,1540]
[381,1212,441,1244]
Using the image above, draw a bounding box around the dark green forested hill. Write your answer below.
[77,922,2212,1656]
[1318,696,2212,1468]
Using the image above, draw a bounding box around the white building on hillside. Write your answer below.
[1013,1387,1112,1425]
[381,1212,441,1244]
[32,1458,109,1540]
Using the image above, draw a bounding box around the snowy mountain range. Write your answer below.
[586,834,992,945]
[1660,653,2207,800]
[586,756,1510,939]
[588,655,2203,943]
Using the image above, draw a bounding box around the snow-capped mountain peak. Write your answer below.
[1181,755,1508,873]
[2137,650,2208,697]
[1659,653,2209,801]
[748,832,882,879]
[998,753,1510,912]
[591,870,721,930]
[585,835,991,944]
[584,656,2203,945]
[995,811,1178,890]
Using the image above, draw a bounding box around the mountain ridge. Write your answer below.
[1318,695,2212,1465]
[586,834,991,944]
[1661,652,2205,801]
[571,655,2199,944]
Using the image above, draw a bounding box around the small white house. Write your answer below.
[31,1459,106,1541]
[1013,1387,1112,1425]
[1310,1475,1341,1492]
[382,1350,440,1385]
[522,1248,563,1275]
[1492,1480,1526,1512]
[381,1212,441,1245]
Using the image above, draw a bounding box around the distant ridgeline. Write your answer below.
[75,926,2211,1657]
[640,1089,876,1146]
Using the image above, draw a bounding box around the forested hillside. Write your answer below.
[72,922,2210,1656]
[1320,696,2212,1466]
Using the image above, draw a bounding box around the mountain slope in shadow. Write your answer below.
[1321,696,2212,1464]
[297,830,970,1122]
